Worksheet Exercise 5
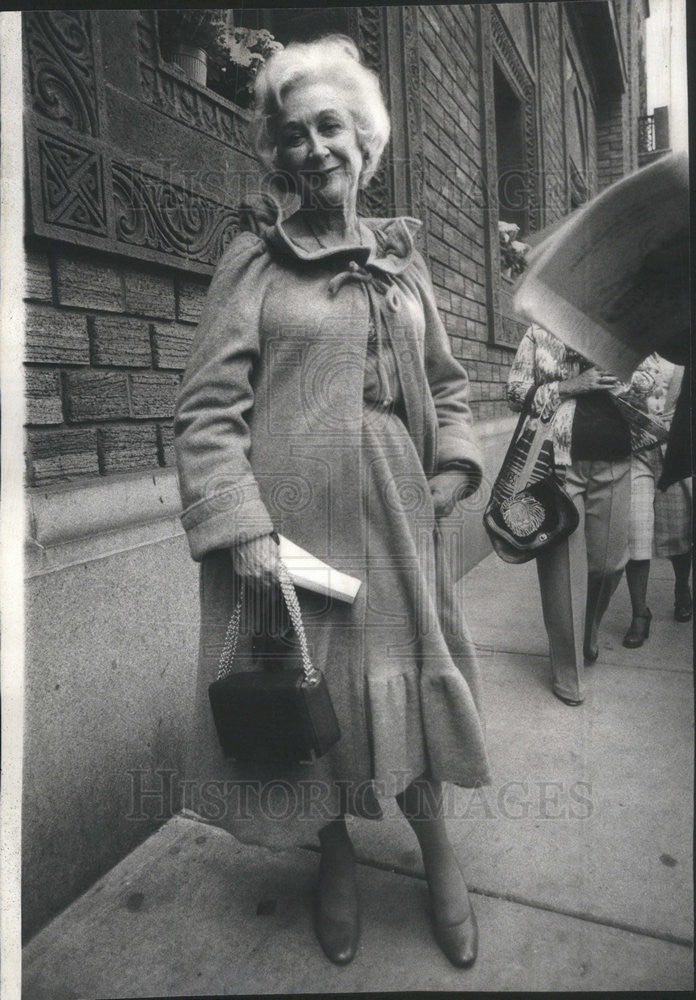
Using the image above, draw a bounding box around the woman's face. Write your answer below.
[275,80,364,211]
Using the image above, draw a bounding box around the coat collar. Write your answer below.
[273,214,422,276]
[239,194,421,276]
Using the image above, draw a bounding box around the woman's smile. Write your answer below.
[305,165,341,183]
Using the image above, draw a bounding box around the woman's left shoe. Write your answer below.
[428,860,479,970]
[314,870,360,965]
[622,607,652,648]
[431,905,478,969]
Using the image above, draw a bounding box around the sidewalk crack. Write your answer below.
[300,846,694,949]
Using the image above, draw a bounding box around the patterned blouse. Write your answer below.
[507,325,670,466]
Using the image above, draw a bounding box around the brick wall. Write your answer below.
[596,92,628,190]
[419,3,511,423]
[586,82,598,196]
[597,0,642,191]
[24,241,209,487]
[622,0,645,169]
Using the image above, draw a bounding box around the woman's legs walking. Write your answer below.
[625,559,651,616]
[622,451,656,647]
[671,551,692,620]
[315,817,359,964]
[622,558,653,647]
[397,778,477,967]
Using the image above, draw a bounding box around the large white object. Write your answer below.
[513,152,689,381]
[277,535,361,604]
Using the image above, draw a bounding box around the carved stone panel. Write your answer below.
[112,162,239,267]
[36,131,108,235]
[24,10,251,275]
[24,11,101,137]
[347,6,395,220]
[357,6,428,247]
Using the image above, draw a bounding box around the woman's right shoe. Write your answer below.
[431,904,479,969]
[622,607,652,648]
[314,871,360,965]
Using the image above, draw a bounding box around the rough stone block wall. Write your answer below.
[24,241,209,487]
[419,4,511,423]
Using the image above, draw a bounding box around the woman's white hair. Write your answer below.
[251,34,390,188]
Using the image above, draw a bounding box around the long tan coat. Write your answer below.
[174,211,491,847]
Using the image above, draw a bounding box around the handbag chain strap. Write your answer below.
[217,561,318,686]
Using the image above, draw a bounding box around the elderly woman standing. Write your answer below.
[174,36,489,969]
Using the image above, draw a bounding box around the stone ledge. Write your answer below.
[27,466,183,548]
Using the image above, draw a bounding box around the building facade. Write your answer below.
[22,2,649,938]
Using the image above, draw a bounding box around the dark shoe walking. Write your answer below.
[583,644,599,666]
[674,586,692,622]
[623,607,652,648]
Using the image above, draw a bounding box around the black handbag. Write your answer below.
[483,389,579,563]
[208,562,341,763]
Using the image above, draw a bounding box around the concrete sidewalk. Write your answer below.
[23,555,694,995]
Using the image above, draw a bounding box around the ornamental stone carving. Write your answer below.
[24,10,248,274]
[112,163,239,266]
[24,11,100,136]
[348,6,395,220]
[37,131,108,236]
